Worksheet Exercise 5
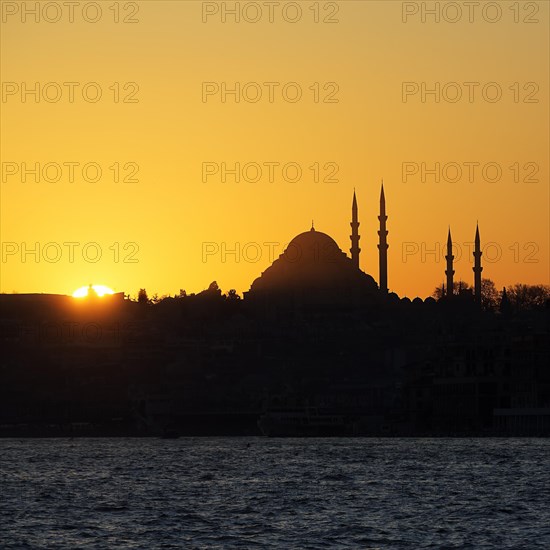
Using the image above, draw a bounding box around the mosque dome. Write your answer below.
[246,226,379,307]
[244,189,390,310]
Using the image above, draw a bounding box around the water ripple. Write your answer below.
[1,438,549,548]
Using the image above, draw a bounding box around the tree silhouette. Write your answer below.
[480,279,499,311]
[138,288,149,304]
[506,284,550,310]
[226,289,241,301]
[432,281,471,299]
[500,287,511,314]
[432,278,504,311]
[208,281,220,293]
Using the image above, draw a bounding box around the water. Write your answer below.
[1,438,549,549]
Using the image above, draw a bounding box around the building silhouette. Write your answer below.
[445,228,455,298]
[244,186,388,310]
[378,184,389,294]
[473,223,483,306]
[1,186,549,437]
[350,190,361,269]
[443,224,484,308]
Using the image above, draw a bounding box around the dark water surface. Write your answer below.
[1,438,549,549]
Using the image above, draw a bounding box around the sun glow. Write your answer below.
[72,285,115,298]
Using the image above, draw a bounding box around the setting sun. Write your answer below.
[72,284,115,298]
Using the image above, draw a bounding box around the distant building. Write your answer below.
[442,223,484,308]
[244,187,388,310]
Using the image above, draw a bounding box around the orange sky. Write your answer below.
[1,1,548,298]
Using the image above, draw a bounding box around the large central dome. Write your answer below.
[245,227,379,307]
[286,228,344,264]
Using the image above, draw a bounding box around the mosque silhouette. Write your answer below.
[244,184,483,308]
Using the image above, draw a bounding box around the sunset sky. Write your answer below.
[1,0,548,299]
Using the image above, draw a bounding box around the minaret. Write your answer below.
[445,228,454,298]
[473,222,483,307]
[378,182,388,292]
[350,190,360,269]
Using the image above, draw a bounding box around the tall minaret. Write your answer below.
[350,190,360,269]
[473,222,483,307]
[445,228,454,298]
[378,182,388,292]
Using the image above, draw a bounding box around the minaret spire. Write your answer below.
[350,189,360,269]
[378,181,388,292]
[473,222,483,307]
[445,228,454,298]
